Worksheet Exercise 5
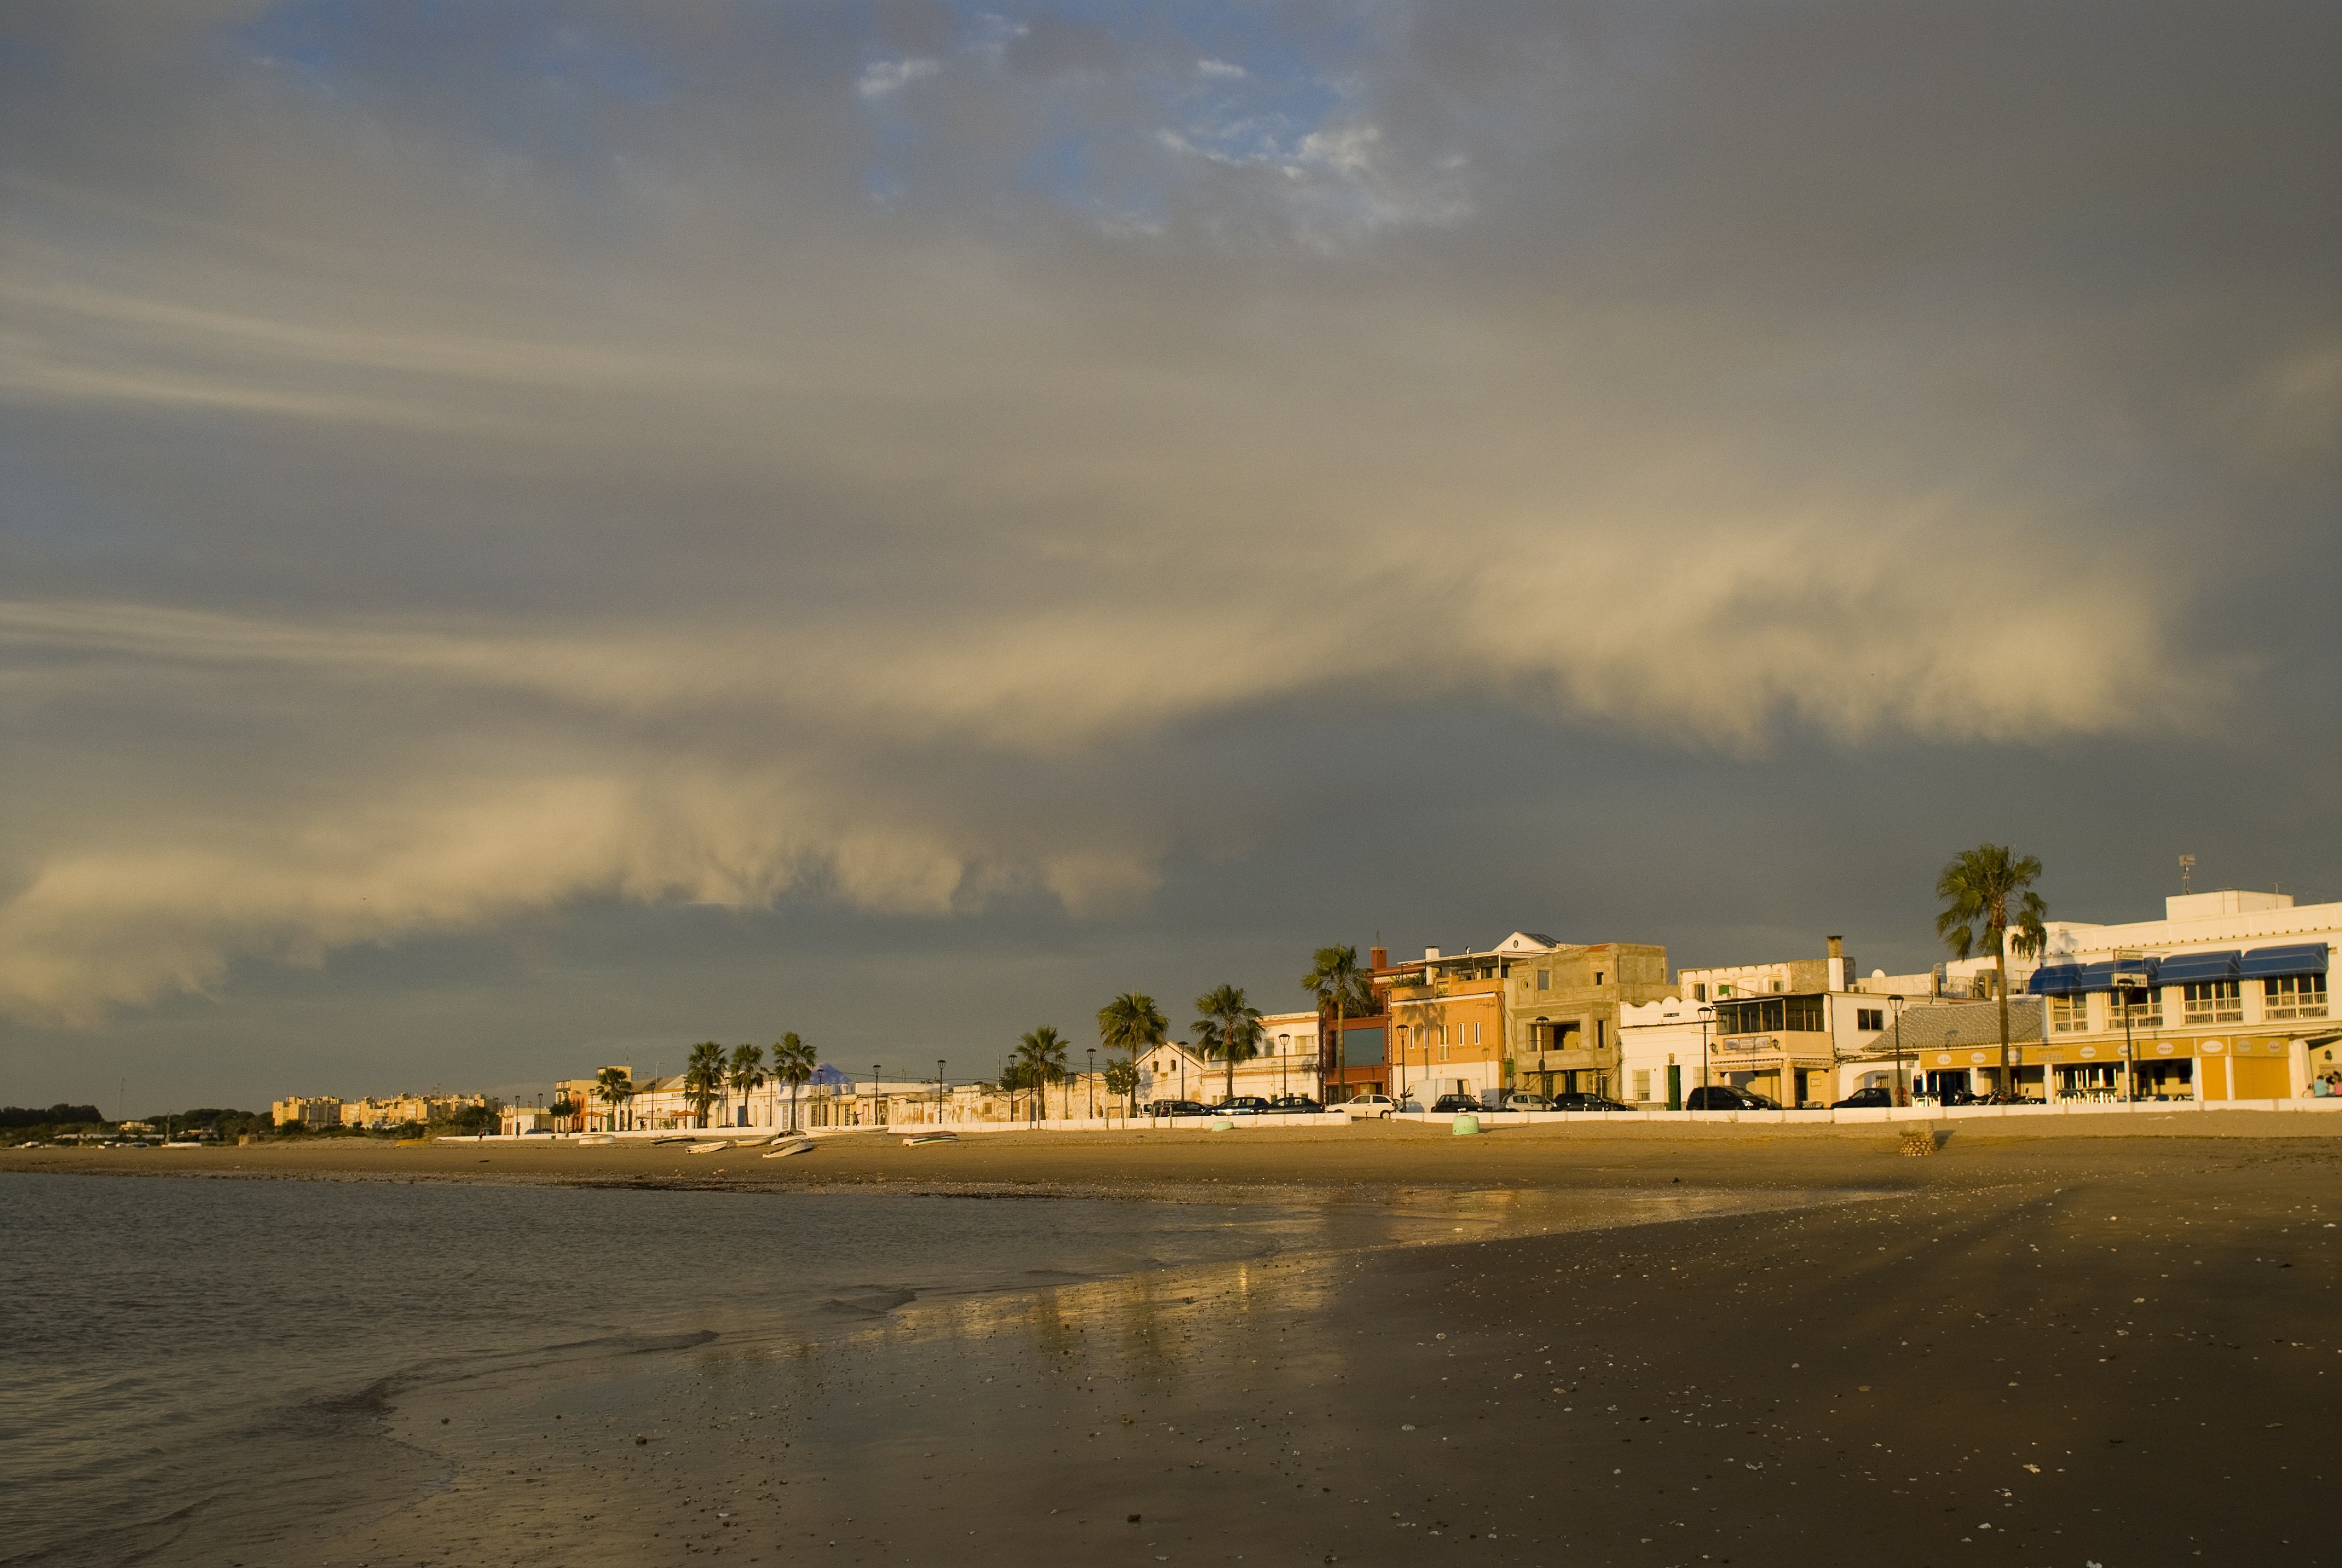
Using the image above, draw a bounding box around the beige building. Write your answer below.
[270,1096,342,1128]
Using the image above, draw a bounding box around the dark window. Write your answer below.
[1784,995,1824,1032]
[1856,1007,1884,1031]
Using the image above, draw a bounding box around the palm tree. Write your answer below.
[1097,992,1168,1098]
[1195,984,1265,1104]
[1302,945,1372,1104]
[1103,1056,1140,1122]
[1010,1027,1069,1123]
[549,1095,578,1133]
[591,1067,634,1132]
[772,1033,817,1131]
[684,1041,727,1129]
[727,1043,768,1129]
[1936,844,2049,1101]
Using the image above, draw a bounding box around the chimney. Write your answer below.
[1826,934,1847,993]
[1369,946,1387,971]
[1827,935,1844,960]
[1425,946,1441,961]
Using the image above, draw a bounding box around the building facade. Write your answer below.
[2020,890,2334,1101]
[1372,931,1671,1104]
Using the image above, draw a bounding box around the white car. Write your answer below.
[1345,1094,1405,1119]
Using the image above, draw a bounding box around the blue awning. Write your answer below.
[2156,950,2241,986]
[2027,964,2085,996]
[2241,943,2329,979]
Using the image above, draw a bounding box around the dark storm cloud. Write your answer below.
[0,2,2332,1034]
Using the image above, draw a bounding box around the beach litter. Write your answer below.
[905,1131,959,1146]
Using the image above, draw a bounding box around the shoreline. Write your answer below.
[8,1109,2340,1200]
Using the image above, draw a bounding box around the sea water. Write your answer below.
[0,1172,1818,1564]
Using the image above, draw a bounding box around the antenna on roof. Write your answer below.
[2178,853,2195,895]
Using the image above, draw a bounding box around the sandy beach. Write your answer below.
[9,1120,2339,1567]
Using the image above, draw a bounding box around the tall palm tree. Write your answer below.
[684,1041,727,1130]
[592,1066,634,1132]
[727,1043,768,1129]
[549,1095,578,1133]
[1011,1027,1069,1123]
[1195,984,1265,1104]
[1936,844,2049,1100]
[1097,992,1168,1091]
[772,1033,817,1131]
[1302,946,1371,1104]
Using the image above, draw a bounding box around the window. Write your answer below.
[1538,969,1551,991]
[1691,982,1706,1001]
[1633,1070,1652,1102]
[1594,971,1605,986]
[2266,974,2328,1020]
[1471,1022,1482,1046]
[2183,980,2243,1024]
[2050,995,2090,1033]
[2107,988,2162,1028]
[1856,1007,1885,1032]
[1784,995,1825,1032]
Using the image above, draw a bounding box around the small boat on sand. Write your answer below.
[904,1131,959,1146]
[686,1141,731,1155]
[575,1134,616,1146]
[761,1137,816,1159]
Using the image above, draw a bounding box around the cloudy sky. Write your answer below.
[2,1,2335,1113]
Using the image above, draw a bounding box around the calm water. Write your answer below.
[0,1173,1573,1563]
[0,1172,1825,1564]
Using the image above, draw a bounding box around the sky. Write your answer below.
[1,1,2335,1114]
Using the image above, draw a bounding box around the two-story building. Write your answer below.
[2021,889,2334,1101]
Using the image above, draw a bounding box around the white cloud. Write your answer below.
[855,57,940,99]
[1196,58,1247,80]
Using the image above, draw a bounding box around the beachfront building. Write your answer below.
[1133,1012,1327,1105]
[1617,970,1901,1109]
[1847,998,2045,1102]
[269,1095,342,1129]
[1372,932,1671,1104]
[2019,890,2335,1102]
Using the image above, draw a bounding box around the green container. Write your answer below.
[1450,1114,1481,1136]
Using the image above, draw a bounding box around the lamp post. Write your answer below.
[1945,1025,1958,1103]
[872,1062,882,1127]
[1087,1048,1097,1121]
[1696,1004,1714,1108]
[938,1058,947,1124]
[1889,995,1906,1107]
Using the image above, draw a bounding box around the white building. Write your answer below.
[2015,889,2334,1101]
[1618,988,1897,1107]
[1135,1011,1322,1105]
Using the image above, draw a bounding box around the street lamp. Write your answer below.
[938,1058,947,1124]
[873,1062,882,1127]
[1696,1004,1715,1108]
[1889,995,1906,1107]
[1087,1048,1097,1121]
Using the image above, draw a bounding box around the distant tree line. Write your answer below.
[1,1103,107,1129]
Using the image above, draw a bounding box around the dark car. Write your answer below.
[1268,1095,1324,1113]
[1213,1096,1275,1115]
[1430,1094,1483,1114]
[1685,1085,1779,1111]
[1145,1099,1208,1117]
[1552,1091,1635,1112]
[1832,1086,1892,1109]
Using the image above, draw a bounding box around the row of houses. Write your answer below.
[270,1092,499,1130]
[531,885,2334,1127]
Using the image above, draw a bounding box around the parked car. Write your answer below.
[1831,1086,1892,1109]
[1552,1091,1635,1112]
[1500,1091,1556,1112]
[1144,1099,1208,1118]
[1344,1093,1420,1118]
[1268,1095,1324,1113]
[1430,1094,1484,1114]
[1213,1096,1274,1116]
[1685,1085,1779,1111]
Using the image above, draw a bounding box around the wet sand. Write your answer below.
[12,1123,2340,1566]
